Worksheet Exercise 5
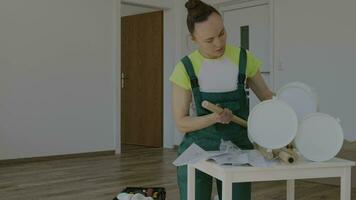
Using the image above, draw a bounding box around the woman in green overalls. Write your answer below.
[170,0,273,199]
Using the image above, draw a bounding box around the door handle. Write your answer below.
[121,73,128,89]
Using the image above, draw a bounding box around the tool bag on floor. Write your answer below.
[113,187,166,200]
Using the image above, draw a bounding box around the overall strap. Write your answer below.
[181,56,204,115]
[237,47,250,108]
[181,56,199,88]
[238,48,247,86]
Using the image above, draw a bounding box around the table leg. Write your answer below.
[222,177,232,200]
[187,165,195,200]
[287,179,295,200]
[340,167,351,200]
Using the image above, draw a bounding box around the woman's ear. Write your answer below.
[190,34,197,43]
[189,34,197,45]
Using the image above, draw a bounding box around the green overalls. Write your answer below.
[177,48,253,200]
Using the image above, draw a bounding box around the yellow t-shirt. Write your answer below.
[169,45,261,91]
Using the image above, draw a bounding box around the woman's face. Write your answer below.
[192,12,227,59]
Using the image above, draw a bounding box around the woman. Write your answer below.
[170,0,273,199]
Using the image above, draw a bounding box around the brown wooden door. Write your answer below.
[121,11,163,147]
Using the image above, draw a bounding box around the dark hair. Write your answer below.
[185,0,221,34]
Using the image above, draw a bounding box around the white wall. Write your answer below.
[273,0,356,141]
[273,1,356,188]
[121,3,159,17]
[173,0,187,146]
[0,0,116,160]
[163,3,177,148]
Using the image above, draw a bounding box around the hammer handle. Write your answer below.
[201,100,247,128]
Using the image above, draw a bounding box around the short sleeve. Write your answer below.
[169,61,191,90]
[246,50,262,78]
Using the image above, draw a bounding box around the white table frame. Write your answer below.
[187,158,355,200]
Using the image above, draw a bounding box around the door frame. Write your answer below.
[114,0,176,154]
[215,0,275,90]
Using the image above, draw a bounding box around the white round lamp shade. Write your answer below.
[248,99,298,149]
[277,82,318,122]
[294,113,344,162]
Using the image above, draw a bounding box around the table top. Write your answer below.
[192,157,356,173]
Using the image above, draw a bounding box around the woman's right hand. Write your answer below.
[212,108,233,124]
[173,83,234,133]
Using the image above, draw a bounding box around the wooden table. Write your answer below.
[187,158,355,200]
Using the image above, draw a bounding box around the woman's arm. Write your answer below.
[172,83,232,133]
[247,70,274,101]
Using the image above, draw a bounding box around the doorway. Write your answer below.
[121,10,163,148]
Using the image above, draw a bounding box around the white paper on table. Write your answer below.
[208,151,227,157]
[209,152,249,166]
[173,143,210,166]
[246,150,278,167]
[209,150,278,167]
[173,143,278,167]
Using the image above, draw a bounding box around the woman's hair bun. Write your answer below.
[185,0,220,34]
[185,0,201,10]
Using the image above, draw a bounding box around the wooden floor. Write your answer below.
[0,145,355,200]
